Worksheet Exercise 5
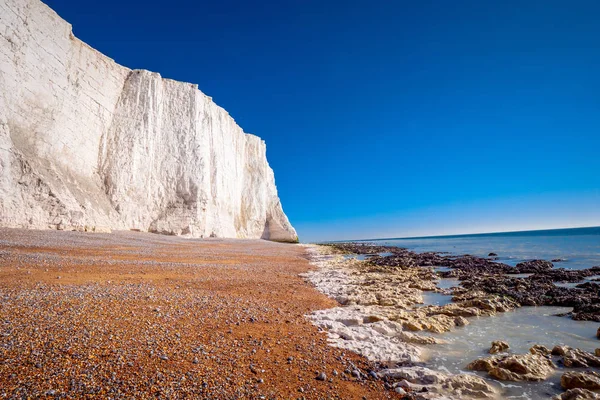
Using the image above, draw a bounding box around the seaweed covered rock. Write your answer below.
[515,259,554,273]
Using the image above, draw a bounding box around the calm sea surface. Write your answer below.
[363,226,600,270]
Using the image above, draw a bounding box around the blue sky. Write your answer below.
[46,0,600,242]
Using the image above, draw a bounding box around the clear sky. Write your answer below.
[45,0,600,242]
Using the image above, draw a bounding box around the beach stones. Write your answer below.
[489,340,510,354]
[315,372,327,381]
[561,371,600,390]
[467,353,556,381]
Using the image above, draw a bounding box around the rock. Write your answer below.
[561,371,600,390]
[575,304,600,322]
[529,344,551,357]
[596,349,600,357]
[597,327,600,339]
[488,253,498,257]
[456,268,600,315]
[440,374,498,398]
[394,387,406,395]
[553,388,600,400]
[378,366,447,385]
[552,346,600,368]
[489,340,510,354]
[467,353,556,381]
[0,0,297,242]
[515,260,554,273]
[316,372,327,381]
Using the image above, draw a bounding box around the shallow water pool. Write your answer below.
[426,306,599,399]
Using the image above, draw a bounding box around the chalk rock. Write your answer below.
[440,374,499,399]
[489,340,510,354]
[561,371,600,391]
[530,344,552,357]
[0,0,297,241]
[552,346,600,368]
[467,353,556,381]
[308,306,422,363]
[553,388,600,400]
[378,366,447,385]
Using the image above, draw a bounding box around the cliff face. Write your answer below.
[0,0,297,241]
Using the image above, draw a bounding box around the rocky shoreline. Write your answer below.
[304,242,600,399]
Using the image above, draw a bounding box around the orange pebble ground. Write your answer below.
[0,228,399,399]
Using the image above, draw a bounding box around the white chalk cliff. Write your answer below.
[0,0,297,241]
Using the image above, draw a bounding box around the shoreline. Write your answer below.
[0,228,396,399]
[304,242,600,399]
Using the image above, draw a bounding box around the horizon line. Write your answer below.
[317,224,600,244]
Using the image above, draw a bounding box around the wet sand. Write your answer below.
[0,229,397,399]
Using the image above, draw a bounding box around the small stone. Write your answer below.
[395,387,406,395]
[530,344,551,357]
[398,380,411,389]
[193,357,199,364]
[159,355,168,361]
[489,340,510,354]
[316,372,327,381]
[352,369,361,379]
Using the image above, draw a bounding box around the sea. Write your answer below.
[362,226,600,270]
[357,227,600,399]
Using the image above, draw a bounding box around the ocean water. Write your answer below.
[367,226,600,270]
[361,227,600,399]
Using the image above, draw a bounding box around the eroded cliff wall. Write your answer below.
[0,0,297,241]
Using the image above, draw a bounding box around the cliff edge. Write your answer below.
[0,0,297,241]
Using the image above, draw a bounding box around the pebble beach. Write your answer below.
[0,229,397,399]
